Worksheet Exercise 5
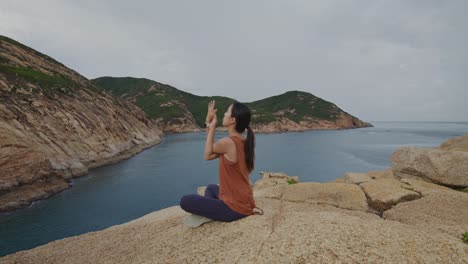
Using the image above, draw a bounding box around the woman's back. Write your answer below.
[218,136,256,215]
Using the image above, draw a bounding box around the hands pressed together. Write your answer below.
[205,100,217,128]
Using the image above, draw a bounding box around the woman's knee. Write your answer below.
[205,184,218,194]
[206,184,218,190]
[179,195,192,211]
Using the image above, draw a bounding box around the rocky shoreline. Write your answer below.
[0,139,162,213]
[163,120,373,134]
[2,134,466,263]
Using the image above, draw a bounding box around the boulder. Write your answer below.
[367,169,394,180]
[343,172,372,184]
[360,178,421,212]
[329,178,345,183]
[341,169,394,185]
[280,182,368,211]
[391,147,468,187]
[253,171,299,190]
[383,189,468,239]
[439,133,468,152]
[253,185,287,199]
[399,178,452,196]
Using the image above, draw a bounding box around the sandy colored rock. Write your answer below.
[253,185,287,199]
[439,133,468,152]
[329,178,345,183]
[399,178,452,196]
[391,147,468,187]
[341,169,394,185]
[253,172,299,190]
[367,168,394,180]
[383,190,468,239]
[360,178,421,212]
[281,182,368,211]
[343,172,372,184]
[0,178,70,212]
[2,198,466,264]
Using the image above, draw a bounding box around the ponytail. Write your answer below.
[231,102,255,173]
[245,126,255,173]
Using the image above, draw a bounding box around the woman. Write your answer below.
[180,100,263,227]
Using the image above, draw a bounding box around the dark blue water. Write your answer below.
[0,122,467,256]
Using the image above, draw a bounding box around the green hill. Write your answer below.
[92,77,234,127]
[92,77,370,129]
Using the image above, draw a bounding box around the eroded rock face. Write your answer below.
[383,189,468,239]
[343,172,372,185]
[0,37,163,212]
[155,111,201,133]
[439,133,468,152]
[253,171,299,190]
[280,182,369,211]
[250,112,372,133]
[391,146,468,188]
[359,178,421,212]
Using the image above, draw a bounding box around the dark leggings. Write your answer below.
[179,184,248,222]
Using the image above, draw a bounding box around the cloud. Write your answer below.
[0,0,467,121]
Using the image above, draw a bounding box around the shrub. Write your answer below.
[287,178,297,185]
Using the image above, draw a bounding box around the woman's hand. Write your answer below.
[206,100,217,124]
[208,111,217,128]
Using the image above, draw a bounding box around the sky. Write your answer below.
[1,0,467,122]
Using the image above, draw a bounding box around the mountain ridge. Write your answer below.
[92,76,372,132]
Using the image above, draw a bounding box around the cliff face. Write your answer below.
[0,36,163,212]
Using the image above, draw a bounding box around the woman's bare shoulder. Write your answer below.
[218,136,235,144]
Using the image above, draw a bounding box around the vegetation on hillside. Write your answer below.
[93,77,344,127]
[0,64,79,94]
[0,35,102,96]
[0,35,64,66]
[93,77,235,127]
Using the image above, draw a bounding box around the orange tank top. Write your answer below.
[219,136,256,215]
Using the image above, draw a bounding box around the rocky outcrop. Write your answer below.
[359,178,421,213]
[2,172,467,263]
[253,171,299,190]
[0,36,163,212]
[155,117,201,133]
[278,182,368,212]
[155,100,201,133]
[439,133,468,151]
[250,112,372,133]
[391,133,468,188]
[383,187,468,239]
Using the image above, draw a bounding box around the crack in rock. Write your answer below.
[254,200,285,262]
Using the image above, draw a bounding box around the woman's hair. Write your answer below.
[231,102,255,172]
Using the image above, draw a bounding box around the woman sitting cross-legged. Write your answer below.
[179,100,263,227]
